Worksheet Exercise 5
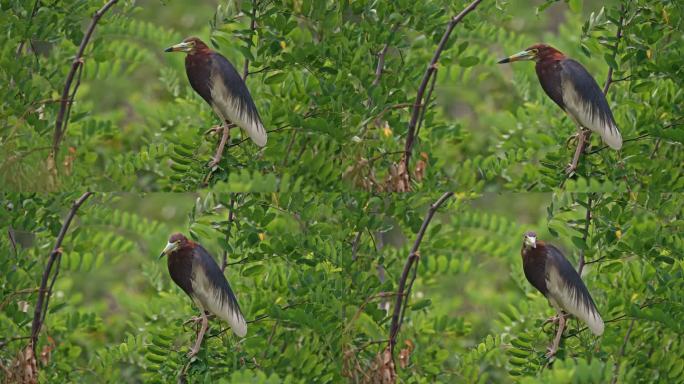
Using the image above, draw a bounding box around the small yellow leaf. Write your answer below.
[258,233,266,241]
[647,49,652,59]
[382,126,392,137]
[280,41,287,50]
[615,229,622,239]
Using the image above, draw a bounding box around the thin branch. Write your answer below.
[611,318,636,384]
[403,0,483,183]
[29,192,93,360]
[577,195,592,276]
[351,230,362,262]
[387,192,454,356]
[15,0,41,57]
[415,66,438,141]
[242,0,258,80]
[8,226,18,257]
[221,194,237,272]
[48,0,119,175]
[372,23,401,86]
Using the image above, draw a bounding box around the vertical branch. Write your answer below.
[402,0,483,183]
[611,318,636,384]
[29,192,93,359]
[388,192,454,355]
[221,194,237,272]
[47,0,119,176]
[372,23,401,87]
[577,194,592,275]
[242,0,258,80]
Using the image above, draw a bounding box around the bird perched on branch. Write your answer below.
[159,233,247,357]
[520,231,603,358]
[165,37,266,167]
[498,44,622,173]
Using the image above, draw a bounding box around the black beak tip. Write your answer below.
[497,57,510,64]
[159,252,166,259]
[164,47,173,53]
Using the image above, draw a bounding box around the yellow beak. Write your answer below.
[498,49,535,64]
[164,42,192,53]
[159,241,178,259]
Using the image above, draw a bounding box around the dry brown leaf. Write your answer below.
[399,339,415,369]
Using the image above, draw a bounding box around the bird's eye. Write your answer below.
[531,49,538,54]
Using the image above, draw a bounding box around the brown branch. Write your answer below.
[48,0,119,176]
[388,192,454,355]
[577,195,592,275]
[611,318,636,384]
[221,194,237,272]
[351,230,362,261]
[15,0,41,56]
[29,192,93,360]
[242,0,258,80]
[372,23,401,86]
[402,0,483,183]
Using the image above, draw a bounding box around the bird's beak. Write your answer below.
[527,236,537,248]
[164,42,192,53]
[159,242,177,259]
[498,49,535,64]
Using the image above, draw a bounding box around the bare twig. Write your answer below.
[29,192,93,360]
[8,226,18,257]
[48,0,119,176]
[403,0,483,182]
[351,230,362,261]
[415,66,439,140]
[15,0,41,57]
[388,192,454,355]
[577,195,592,275]
[221,194,237,272]
[242,0,258,80]
[372,23,401,87]
[611,318,636,384]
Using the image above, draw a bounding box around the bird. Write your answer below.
[520,231,604,358]
[165,37,267,168]
[498,44,622,174]
[159,233,247,357]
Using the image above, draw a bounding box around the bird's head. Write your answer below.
[159,233,192,258]
[164,37,210,55]
[497,44,565,64]
[522,231,537,249]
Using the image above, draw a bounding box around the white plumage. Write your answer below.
[191,264,247,337]
[210,69,267,147]
[546,267,604,335]
[562,70,622,150]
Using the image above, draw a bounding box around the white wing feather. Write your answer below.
[562,75,622,150]
[546,266,604,335]
[191,268,247,337]
[210,70,267,147]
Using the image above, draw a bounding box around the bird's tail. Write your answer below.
[577,303,604,336]
[600,122,622,150]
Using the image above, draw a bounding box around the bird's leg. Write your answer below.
[546,312,566,358]
[208,125,231,168]
[187,310,209,358]
[565,128,591,175]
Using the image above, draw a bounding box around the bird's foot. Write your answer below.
[183,315,202,325]
[565,133,580,149]
[545,345,558,359]
[186,346,200,358]
[204,125,223,137]
[564,163,577,176]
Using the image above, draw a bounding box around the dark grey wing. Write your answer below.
[535,60,565,110]
[559,59,622,149]
[191,244,247,337]
[209,52,267,146]
[544,244,604,335]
